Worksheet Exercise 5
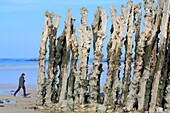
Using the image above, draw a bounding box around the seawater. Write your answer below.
[0,59,126,87]
[0,59,38,85]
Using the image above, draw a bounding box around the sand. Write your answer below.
[0,84,49,113]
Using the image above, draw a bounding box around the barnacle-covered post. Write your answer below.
[137,0,156,110]
[56,31,66,103]
[144,0,162,110]
[163,18,170,113]
[67,18,78,100]
[58,9,72,105]
[138,0,162,110]
[89,7,107,103]
[103,6,118,106]
[121,0,134,104]
[104,2,129,106]
[125,0,150,110]
[36,11,51,105]
[149,1,170,112]
[74,7,92,104]
[45,14,60,105]
[164,25,170,113]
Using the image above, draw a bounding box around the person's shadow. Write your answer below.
[24,93,31,96]
[23,93,32,98]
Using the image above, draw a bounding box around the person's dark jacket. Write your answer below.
[19,75,25,87]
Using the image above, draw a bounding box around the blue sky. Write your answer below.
[0,0,143,59]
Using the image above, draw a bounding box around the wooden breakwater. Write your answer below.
[36,0,170,112]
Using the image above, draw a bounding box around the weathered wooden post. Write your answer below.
[67,18,78,101]
[126,0,150,109]
[103,6,118,106]
[55,31,66,103]
[137,0,156,110]
[144,0,162,110]
[45,14,60,105]
[58,9,72,105]
[149,0,170,112]
[164,22,170,112]
[89,6,107,103]
[36,11,52,105]
[121,0,134,104]
[74,7,92,104]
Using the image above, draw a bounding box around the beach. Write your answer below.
[0,60,42,113]
[0,84,37,113]
[0,59,109,113]
[0,59,127,113]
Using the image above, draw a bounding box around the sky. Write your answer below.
[0,0,143,59]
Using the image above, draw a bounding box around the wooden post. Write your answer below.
[137,0,158,110]
[121,0,134,104]
[36,11,51,105]
[67,18,78,100]
[164,21,170,113]
[126,0,149,109]
[144,0,162,110]
[89,7,108,103]
[75,7,92,104]
[149,0,170,112]
[58,9,72,105]
[45,13,60,105]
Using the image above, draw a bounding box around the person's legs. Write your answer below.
[14,87,21,96]
[22,86,26,96]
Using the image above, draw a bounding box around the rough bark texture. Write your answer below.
[104,2,129,106]
[103,6,118,106]
[137,0,157,110]
[45,14,60,105]
[74,7,92,104]
[121,0,134,104]
[157,19,169,108]
[67,18,78,100]
[149,1,170,112]
[126,2,149,110]
[58,9,72,105]
[134,3,142,49]
[164,25,170,113]
[143,0,162,110]
[89,7,107,103]
[56,32,66,103]
[36,11,52,105]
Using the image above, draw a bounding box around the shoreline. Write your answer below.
[0,84,46,113]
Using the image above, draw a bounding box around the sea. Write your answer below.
[0,58,127,88]
[0,59,38,86]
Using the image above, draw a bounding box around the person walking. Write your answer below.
[14,73,26,97]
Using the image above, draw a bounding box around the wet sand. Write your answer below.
[0,84,47,113]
